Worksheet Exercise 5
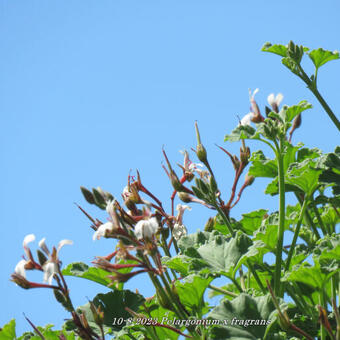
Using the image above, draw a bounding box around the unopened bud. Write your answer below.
[170,171,184,192]
[10,273,32,289]
[244,173,255,187]
[240,146,251,165]
[80,186,95,204]
[204,217,214,232]
[292,114,302,130]
[89,301,104,326]
[195,122,208,163]
[177,192,192,203]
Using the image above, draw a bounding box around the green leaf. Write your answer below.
[239,209,268,235]
[282,262,335,292]
[262,43,287,57]
[249,151,277,178]
[308,48,339,70]
[66,290,145,334]
[234,241,269,275]
[207,294,281,340]
[177,230,252,279]
[286,159,321,196]
[62,262,112,287]
[175,274,213,313]
[17,325,77,340]
[0,320,16,340]
[162,255,208,277]
[224,125,259,142]
[313,234,340,273]
[280,101,312,123]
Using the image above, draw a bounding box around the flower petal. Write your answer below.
[23,234,35,248]
[57,239,73,254]
[15,259,27,278]
[38,237,50,256]
[92,222,114,241]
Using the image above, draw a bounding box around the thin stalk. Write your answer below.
[161,238,178,280]
[297,64,340,131]
[295,193,321,240]
[208,284,238,298]
[311,200,328,235]
[215,205,234,235]
[247,261,266,294]
[285,197,309,271]
[274,138,285,298]
[320,293,327,340]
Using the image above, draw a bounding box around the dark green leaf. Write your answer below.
[207,294,281,340]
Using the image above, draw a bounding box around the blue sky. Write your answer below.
[1,0,340,336]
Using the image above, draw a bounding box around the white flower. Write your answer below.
[57,239,73,253]
[173,223,187,241]
[106,200,115,217]
[42,239,73,284]
[38,237,50,256]
[43,262,58,284]
[267,93,283,108]
[134,217,159,240]
[15,259,28,278]
[239,112,254,127]
[23,234,35,254]
[93,222,114,241]
[14,234,36,278]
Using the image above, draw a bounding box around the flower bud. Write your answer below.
[80,186,95,204]
[204,217,214,232]
[177,191,192,203]
[240,146,251,165]
[244,173,255,187]
[195,122,208,163]
[10,273,32,289]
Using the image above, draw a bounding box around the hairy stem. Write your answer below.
[285,197,309,271]
[274,138,285,298]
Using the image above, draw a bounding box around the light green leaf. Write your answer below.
[308,48,339,70]
[175,274,213,313]
[279,101,312,123]
[224,125,259,142]
[262,43,287,57]
[0,320,16,340]
[239,209,268,235]
[249,151,277,178]
[178,230,252,279]
[62,262,112,287]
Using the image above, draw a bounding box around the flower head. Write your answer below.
[239,112,254,127]
[173,223,187,241]
[39,238,73,284]
[134,217,159,240]
[93,222,115,241]
[267,93,283,112]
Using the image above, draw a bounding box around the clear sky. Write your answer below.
[1,0,340,336]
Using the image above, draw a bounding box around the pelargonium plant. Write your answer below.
[1,41,340,340]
